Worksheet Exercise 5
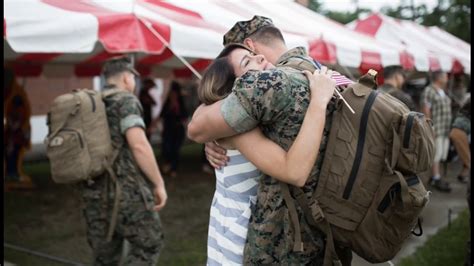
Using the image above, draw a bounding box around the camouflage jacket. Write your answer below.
[221,47,336,265]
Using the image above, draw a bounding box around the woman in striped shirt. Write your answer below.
[193,44,336,266]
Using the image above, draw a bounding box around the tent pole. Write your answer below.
[140,19,202,80]
[339,64,356,81]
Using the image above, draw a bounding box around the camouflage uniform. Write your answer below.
[80,88,164,266]
[220,44,336,264]
[223,15,274,45]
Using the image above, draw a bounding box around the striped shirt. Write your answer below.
[207,150,262,266]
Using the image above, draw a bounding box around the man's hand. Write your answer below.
[205,142,229,169]
[152,185,167,211]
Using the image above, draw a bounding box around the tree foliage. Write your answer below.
[305,0,471,43]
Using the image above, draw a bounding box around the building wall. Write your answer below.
[21,76,93,144]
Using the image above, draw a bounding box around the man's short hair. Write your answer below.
[383,65,404,80]
[101,56,139,80]
[248,25,285,46]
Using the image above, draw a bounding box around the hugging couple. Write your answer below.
[188,15,354,266]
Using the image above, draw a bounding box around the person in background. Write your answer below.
[379,65,416,111]
[139,78,157,140]
[448,75,468,119]
[449,96,470,183]
[421,70,452,192]
[4,68,34,190]
[160,80,188,178]
[81,57,167,265]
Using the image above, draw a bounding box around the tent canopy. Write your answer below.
[6,1,466,77]
[349,13,470,74]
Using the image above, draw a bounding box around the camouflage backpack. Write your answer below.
[279,58,434,265]
[45,88,128,241]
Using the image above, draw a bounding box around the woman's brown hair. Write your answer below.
[198,43,253,105]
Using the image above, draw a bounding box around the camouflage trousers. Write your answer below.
[81,176,164,266]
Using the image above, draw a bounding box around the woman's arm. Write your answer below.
[229,67,336,187]
[187,101,238,143]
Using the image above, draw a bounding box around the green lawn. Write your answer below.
[4,143,214,266]
[398,209,470,266]
[5,143,471,266]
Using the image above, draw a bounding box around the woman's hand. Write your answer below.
[205,141,229,169]
[303,66,336,106]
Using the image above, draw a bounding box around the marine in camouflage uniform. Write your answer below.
[80,87,164,266]
[221,16,338,265]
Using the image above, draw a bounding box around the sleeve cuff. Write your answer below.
[221,93,258,134]
[120,114,146,134]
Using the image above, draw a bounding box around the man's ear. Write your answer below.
[243,38,255,51]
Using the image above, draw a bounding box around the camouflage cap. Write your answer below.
[102,56,140,79]
[223,15,274,45]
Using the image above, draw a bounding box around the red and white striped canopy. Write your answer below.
[5,0,438,78]
[349,13,471,74]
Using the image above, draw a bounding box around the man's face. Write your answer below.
[124,71,137,92]
[438,73,448,88]
[396,72,406,90]
[243,38,278,65]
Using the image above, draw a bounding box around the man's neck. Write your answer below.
[273,46,287,63]
[432,83,443,91]
[384,80,399,90]
[105,80,128,92]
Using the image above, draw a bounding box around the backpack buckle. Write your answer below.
[310,200,325,222]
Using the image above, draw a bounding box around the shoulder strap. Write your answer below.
[281,182,342,266]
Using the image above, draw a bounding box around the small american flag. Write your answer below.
[332,71,354,86]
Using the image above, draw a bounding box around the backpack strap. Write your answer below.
[291,187,342,266]
[101,88,129,242]
[280,183,303,252]
[104,148,122,242]
[281,182,342,266]
[390,127,411,208]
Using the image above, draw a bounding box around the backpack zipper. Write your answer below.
[61,129,84,148]
[86,93,96,112]
[377,175,420,213]
[343,90,379,200]
[403,112,424,148]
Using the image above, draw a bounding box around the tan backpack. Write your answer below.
[279,58,434,265]
[45,88,127,241]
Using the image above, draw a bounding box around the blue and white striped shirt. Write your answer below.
[207,149,262,266]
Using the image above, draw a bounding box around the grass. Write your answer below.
[4,143,214,266]
[398,209,470,266]
[6,143,470,266]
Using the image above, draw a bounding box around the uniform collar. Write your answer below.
[276,46,308,65]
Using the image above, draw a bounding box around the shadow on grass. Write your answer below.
[5,143,214,266]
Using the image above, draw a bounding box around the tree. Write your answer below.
[323,9,371,25]
[303,0,470,43]
[381,0,470,43]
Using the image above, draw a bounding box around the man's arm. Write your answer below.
[187,101,238,143]
[126,127,167,211]
[421,90,432,119]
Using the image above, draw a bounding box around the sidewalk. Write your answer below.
[351,159,469,265]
